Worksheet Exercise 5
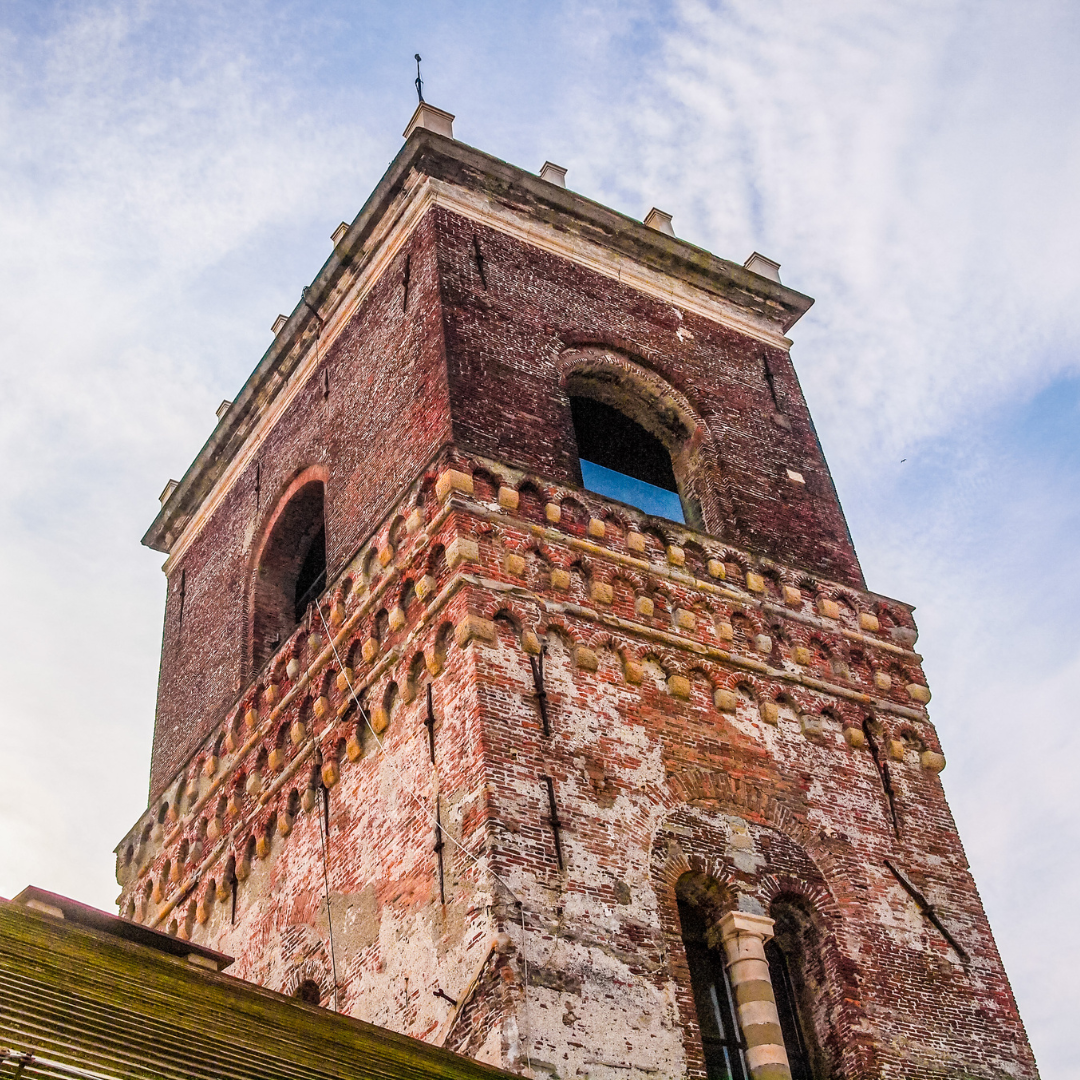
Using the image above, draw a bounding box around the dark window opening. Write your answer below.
[677,897,749,1080]
[572,396,677,490]
[294,524,327,621]
[294,978,321,1005]
[768,898,832,1078]
[571,396,685,523]
[252,480,326,674]
[766,939,813,1080]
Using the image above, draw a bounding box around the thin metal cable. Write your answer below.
[314,602,531,1067]
[316,783,341,1012]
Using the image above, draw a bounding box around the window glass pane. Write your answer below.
[571,396,678,491]
[581,459,686,523]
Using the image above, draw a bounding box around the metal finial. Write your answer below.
[414,54,424,103]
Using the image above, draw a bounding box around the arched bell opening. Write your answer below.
[563,355,706,529]
[766,896,829,1080]
[251,478,327,675]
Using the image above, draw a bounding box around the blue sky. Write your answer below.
[1,1,1078,1074]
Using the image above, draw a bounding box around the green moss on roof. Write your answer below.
[0,900,514,1080]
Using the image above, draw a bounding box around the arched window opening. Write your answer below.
[766,940,812,1080]
[768,898,829,1079]
[294,978,322,1005]
[571,396,686,523]
[676,894,749,1080]
[252,480,326,675]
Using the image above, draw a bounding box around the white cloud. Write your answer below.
[548,2,1080,1073]
[563,0,1080,469]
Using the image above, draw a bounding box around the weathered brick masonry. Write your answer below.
[120,116,1038,1079]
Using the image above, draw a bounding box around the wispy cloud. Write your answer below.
[563,0,1080,462]
[557,3,1080,1072]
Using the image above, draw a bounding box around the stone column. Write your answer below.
[718,911,791,1080]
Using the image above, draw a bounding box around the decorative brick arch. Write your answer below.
[647,780,876,1079]
[556,347,705,449]
[246,465,330,678]
[556,346,727,533]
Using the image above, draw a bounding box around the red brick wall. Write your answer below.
[150,215,453,795]
[152,205,861,797]
[133,200,1035,1079]
[433,207,862,589]
[123,465,1036,1078]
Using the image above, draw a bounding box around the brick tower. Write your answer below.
[117,104,1038,1080]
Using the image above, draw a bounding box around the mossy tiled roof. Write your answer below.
[0,893,513,1080]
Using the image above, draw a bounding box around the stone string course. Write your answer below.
[120,454,936,912]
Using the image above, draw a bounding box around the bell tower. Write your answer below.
[117,104,1038,1080]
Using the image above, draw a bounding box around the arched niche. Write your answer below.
[250,469,327,674]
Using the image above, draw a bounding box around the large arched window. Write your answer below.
[561,349,707,528]
[676,892,749,1080]
[252,479,326,673]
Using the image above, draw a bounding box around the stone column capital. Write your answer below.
[716,910,791,1080]
[718,910,776,943]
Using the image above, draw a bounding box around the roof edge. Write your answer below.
[8,886,232,970]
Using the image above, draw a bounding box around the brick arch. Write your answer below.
[685,663,721,693]
[610,568,645,592]
[556,346,706,450]
[280,944,332,1002]
[246,465,330,678]
[485,599,535,631]
[596,504,632,530]
[582,632,643,672]
[640,648,683,680]
[536,617,578,648]
[557,346,728,533]
[524,539,557,564]
[567,552,595,579]
[583,629,624,653]
[647,795,871,1078]
[655,768,814,848]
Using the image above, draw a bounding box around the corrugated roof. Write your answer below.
[0,897,513,1080]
